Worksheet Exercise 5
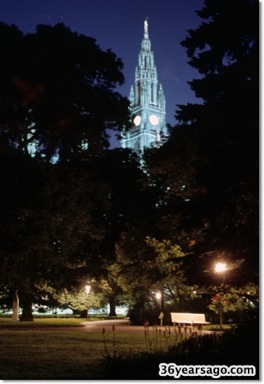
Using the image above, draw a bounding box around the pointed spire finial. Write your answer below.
[144,18,148,33]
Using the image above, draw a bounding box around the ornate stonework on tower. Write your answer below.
[121,19,168,154]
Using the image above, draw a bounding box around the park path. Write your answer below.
[0,319,144,333]
[81,318,146,333]
[0,318,214,335]
[81,319,214,335]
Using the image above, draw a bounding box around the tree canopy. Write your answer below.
[144,0,259,286]
[0,1,259,321]
[0,22,130,160]
[0,22,131,319]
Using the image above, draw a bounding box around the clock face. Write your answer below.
[149,114,159,126]
[133,115,141,126]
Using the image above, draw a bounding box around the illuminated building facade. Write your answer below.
[121,19,168,154]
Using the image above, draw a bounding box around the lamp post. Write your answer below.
[85,284,91,318]
[214,262,227,329]
[155,291,164,326]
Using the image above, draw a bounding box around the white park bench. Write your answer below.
[171,312,210,332]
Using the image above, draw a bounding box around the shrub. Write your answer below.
[103,314,259,379]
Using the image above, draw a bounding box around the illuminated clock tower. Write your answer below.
[121,19,168,153]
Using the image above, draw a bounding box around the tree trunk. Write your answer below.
[19,254,37,322]
[80,309,88,318]
[108,296,117,316]
[20,291,34,321]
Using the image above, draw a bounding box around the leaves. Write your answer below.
[145,236,185,267]
[144,0,259,287]
[0,22,130,159]
[208,283,258,314]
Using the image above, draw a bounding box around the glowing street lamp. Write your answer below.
[155,292,161,301]
[84,284,91,318]
[214,262,227,274]
[155,291,163,310]
[155,291,164,326]
[214,262,227,329]
[85,285,91,295]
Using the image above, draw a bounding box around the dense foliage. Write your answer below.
[0,0,259,324]
[0,22,131,319]
[144,0,258,287]
[0,22,130,159]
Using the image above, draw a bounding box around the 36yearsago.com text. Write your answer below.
[159,363,256,379]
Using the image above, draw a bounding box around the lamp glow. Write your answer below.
[215,262,227,273]
[155,292,161,300]
[85,285,91,295]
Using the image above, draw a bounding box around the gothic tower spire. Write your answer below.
[121,19,168,154]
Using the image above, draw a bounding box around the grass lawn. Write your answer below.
[0,329,113,379]
[0,319,172,380]
[0,318,233,379]
[0,316,85,328]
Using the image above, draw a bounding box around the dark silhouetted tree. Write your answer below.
[144,0,259,286]
[0,22,130,160]
[0,22,131,320]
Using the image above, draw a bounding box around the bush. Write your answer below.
[103,315,259,379]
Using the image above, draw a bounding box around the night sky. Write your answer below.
[0,0,204,145]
